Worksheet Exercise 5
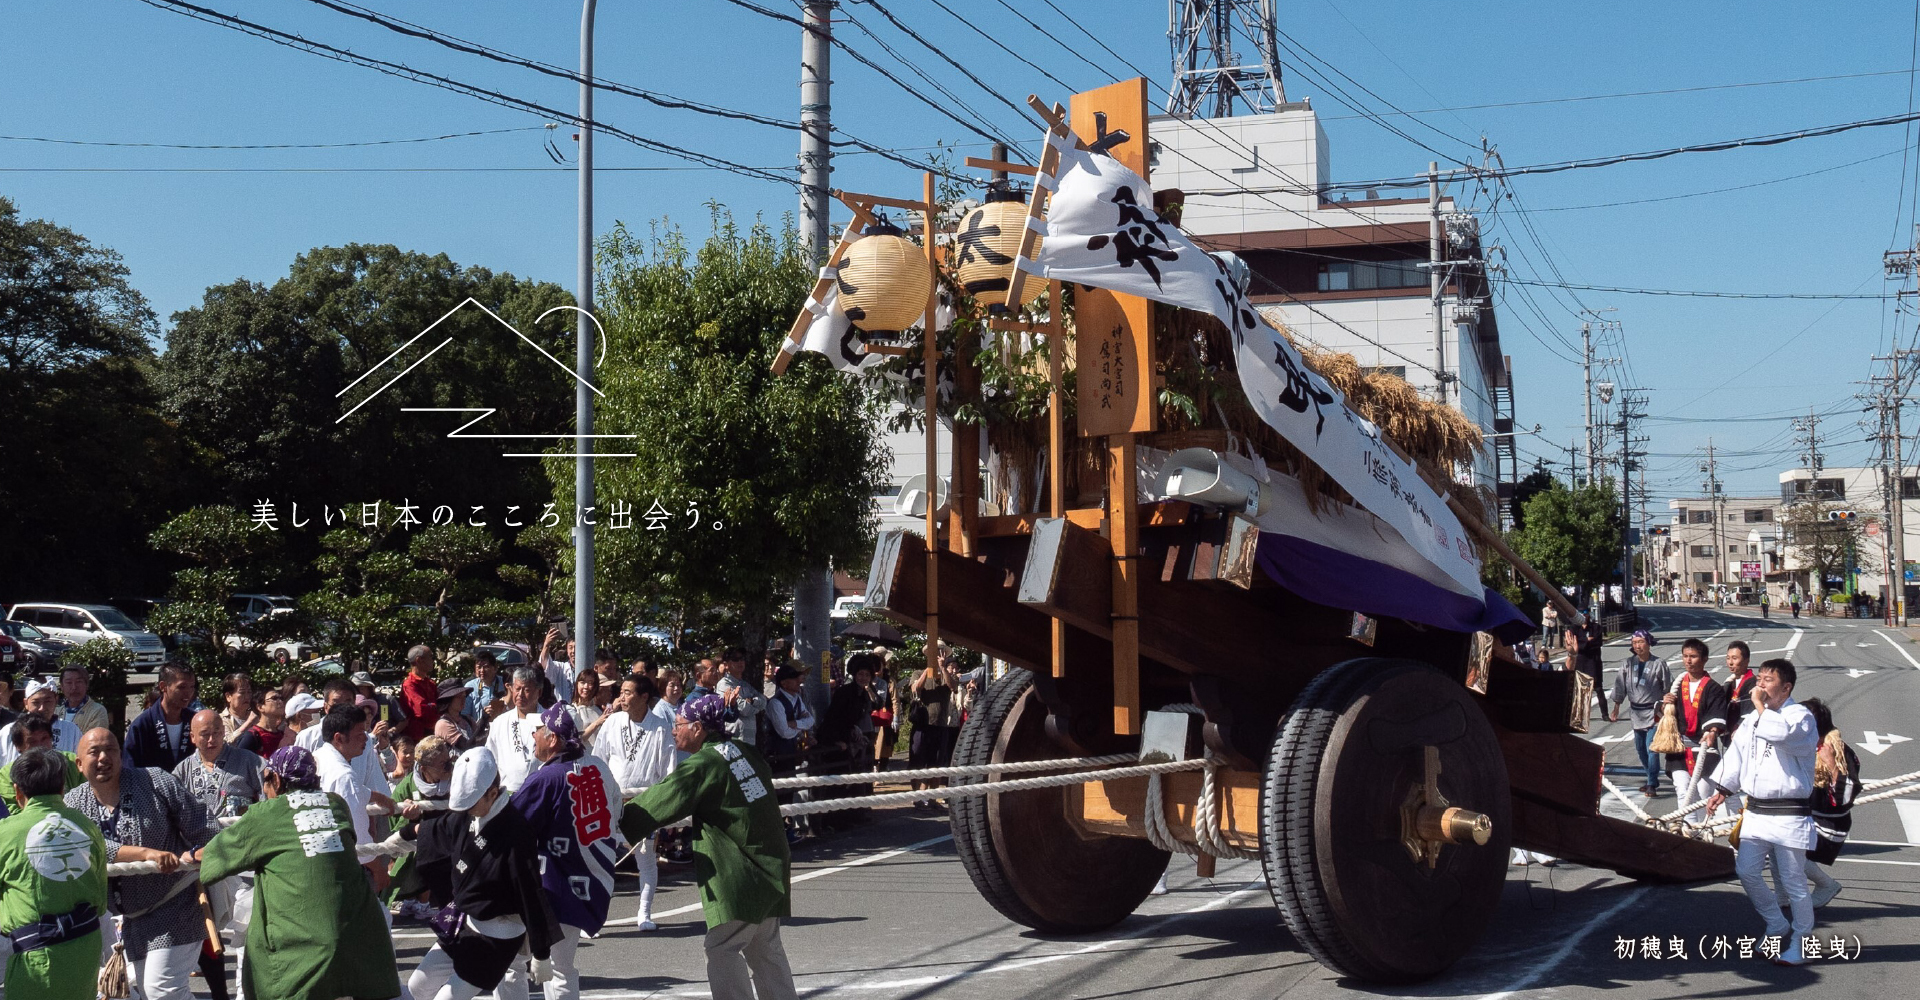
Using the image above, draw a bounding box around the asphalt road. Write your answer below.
[203,604,1920,999]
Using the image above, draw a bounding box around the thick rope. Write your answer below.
[125,756,1212,876]
[1600,774,1655,822]
[1194,762,1261,861]
[768,754,1136,788]
[1142,704,1202,856]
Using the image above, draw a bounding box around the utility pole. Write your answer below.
[1429,162,1446,406]
[574,0,598,675]
[1582,323,1594,486]
[1702,440,1724,589]
[1792,409,1827,605]
[1617,389,1647,612]
[793,0,835,707]
[1872,349,1915,624]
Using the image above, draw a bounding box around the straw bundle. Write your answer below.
[1648,704,1685,755]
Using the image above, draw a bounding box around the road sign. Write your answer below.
[1740,561,1761,580]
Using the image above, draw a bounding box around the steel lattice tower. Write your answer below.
[1167,0,1286,119]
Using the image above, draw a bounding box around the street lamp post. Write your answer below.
[575,0,598,674]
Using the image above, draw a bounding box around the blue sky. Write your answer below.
[8,1,1920,511]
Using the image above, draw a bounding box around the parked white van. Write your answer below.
[6,603,168,667]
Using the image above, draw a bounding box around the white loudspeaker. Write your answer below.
[1157,448,1261,513]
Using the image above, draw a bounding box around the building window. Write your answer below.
[1903,477,1920,500]
[1362,365,1407,380]
[1694,572,1715,584]
[1691,545,1717,557]
[1744,508,1772,523]
[1674,508,1688,521]
[1315,259,1427,292]
[1688,510,1714,524]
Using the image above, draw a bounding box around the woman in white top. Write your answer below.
[568,668,604,732]
[590,674,675,930]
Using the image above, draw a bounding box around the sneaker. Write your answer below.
[637,918,659,932]
[1773,944,1810,966]
[1812,882,1842,909]
[1150,874,1169,896]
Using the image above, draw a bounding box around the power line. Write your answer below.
[1323,106,1920,193]
[836,8,1033,145]
[924,0,1080,94]
[713,0,1030,156]
[0,126,546,150]
[137,0,796,186]
[1312,67,1920,121]
[294,0,952,176]
[1502,277,1896,300]
[848,0,1042,129]
[1525,148,1906,212]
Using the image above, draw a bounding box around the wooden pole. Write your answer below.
[923,172,941,677]
[1445,494,1589,626]
[1048,278,1066,679]
[1108,437,1140,734]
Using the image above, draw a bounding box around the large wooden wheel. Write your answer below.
[950,668,1170,932]
[1263,658,1512,983]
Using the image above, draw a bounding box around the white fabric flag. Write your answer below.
[1026,144,1484,595]
[797,277,887,372]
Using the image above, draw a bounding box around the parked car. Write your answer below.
[472,641,532,671]
[0,619,72,670]
[106,597,189,651]
[229,593,296,624]
[0,631,18,675]
[6,603,168,668]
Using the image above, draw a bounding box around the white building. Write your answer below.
[1775,466,1920,609]
[1148,102,1518,507]
[1658,496,1780,595]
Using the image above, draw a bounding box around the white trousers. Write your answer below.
[135,941,202,1000]
[636,834,659,923]
[1801,860,1840,894]
[704,917,798,1000]
[1737,837,1813,947]
[409,944,458,1000]
[494,924,584,1000]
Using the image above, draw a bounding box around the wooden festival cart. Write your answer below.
[782,80,1734,984]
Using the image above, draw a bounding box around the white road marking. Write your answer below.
[1476,887,1650,1000]
[1847,669,1876,678]
[1836,858,1920,867]
[1788,629,1804,652]
[1860,731,1914,756]
[1843,839,1920,847]
[1587,734,1634,745]
[1871,630,1920,669]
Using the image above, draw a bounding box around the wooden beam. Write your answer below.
[1510,796,1735,883]
[1495,722,1602,817]
[921,172,941,678]
[1446,493,1588,627]
[964,156,1039,176]
[833,189,931,214]
[1019,517,1297,679]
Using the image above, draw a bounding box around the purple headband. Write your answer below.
[679,693,728,731]
[266,746,320,790]
[538,703,582,751]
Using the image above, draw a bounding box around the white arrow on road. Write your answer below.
[1847,668,1877,678]
[1819,642,1838,648]
[1587,734,1634,745]
[1856,642,1877,648]
[1860,731,1914,757]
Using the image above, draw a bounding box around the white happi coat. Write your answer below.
[1706,698,1818,851]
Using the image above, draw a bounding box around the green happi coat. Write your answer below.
[620,735,791,928]
[197,789,401,1000]
[0,753,82,805]
[0,794,109,999]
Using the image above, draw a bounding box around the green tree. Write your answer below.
[1780,500,1860,606]
[0,195,185,598]
[1508,468,1557,532]
[1511,482,1622,596]
[409,523,501,648]
[156,243,579,590]
[571,213,887,668]
[146,505,281,656]
[304,514,421,670]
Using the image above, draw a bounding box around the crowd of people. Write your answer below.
[0,628,981,1000]
[1531,622,1863,967]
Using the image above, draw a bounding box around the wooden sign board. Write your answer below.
[1070,78,1156,438]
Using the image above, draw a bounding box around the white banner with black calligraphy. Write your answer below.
[1023,144,1484,595]
[797,278,887,372]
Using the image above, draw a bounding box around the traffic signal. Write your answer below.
[1650,525,1671,536]
[1827,510,1857,522]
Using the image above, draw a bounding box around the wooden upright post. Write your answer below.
[1069,78,1155,736]
[1048,278,1067,678]
[922,172,941,676]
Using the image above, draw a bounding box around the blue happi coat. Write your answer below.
[507,750,624,934]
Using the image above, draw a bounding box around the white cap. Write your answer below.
[285,693,324,718]
[23,678,58,698]
[449,747,499,811]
